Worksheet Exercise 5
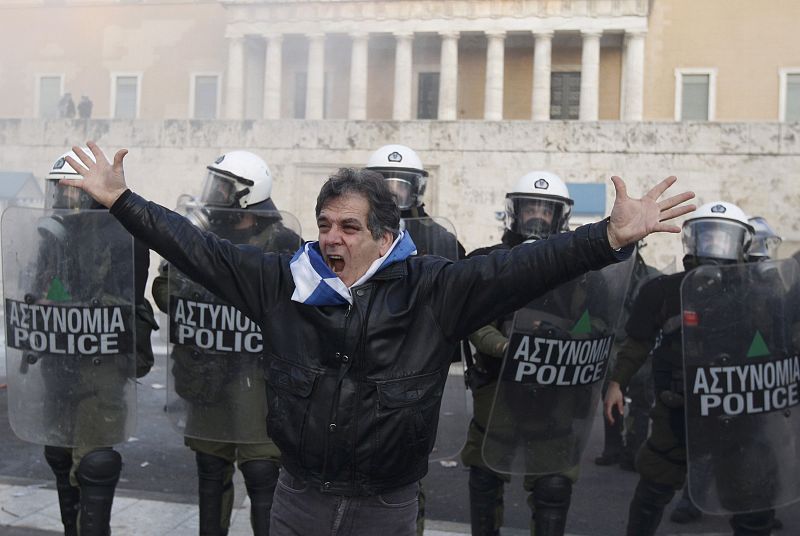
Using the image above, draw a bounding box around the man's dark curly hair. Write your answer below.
[315,168,401,240]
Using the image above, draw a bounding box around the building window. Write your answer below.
[37,75,63,118]
[550,72,580,120]
[417,72,440,119]
[675,69,716,121]
[112,74,140,119]
[192,74,219,119]
[779,69,800,122]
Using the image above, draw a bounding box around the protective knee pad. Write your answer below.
[730,510,775,536]
[196,452,233,536]
[468,466,504,536]
[240,459,280,493]
[529,475,572,536]
[44,446,79,536]
[75,449,122,488]
[625,479,675,536]
[532,474,572,508]
[75,449,122,536]
[196,451,231,478]
[240,460,280,536]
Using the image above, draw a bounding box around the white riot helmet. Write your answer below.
[366,144,428,210]
[746,216,782,261]
[45,148,102,210]
[505,171,573,240]
[682,201,754,264]
[201,150,272,209]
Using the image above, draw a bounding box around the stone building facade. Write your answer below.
[1,119,798,266]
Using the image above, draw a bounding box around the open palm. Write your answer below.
[62,141,129,208]
[606,176,695,249]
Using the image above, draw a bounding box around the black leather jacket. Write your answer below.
[111,191,627,495]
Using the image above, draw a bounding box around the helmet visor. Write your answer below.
[682,220,749,262]
[44,180,97,210]
[200,171,240,207]
[505,196,570,240]
[373,169,426,209]
[747,217,782,259]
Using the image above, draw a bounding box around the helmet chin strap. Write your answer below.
[233,188,250,208]
[682,254,738,271]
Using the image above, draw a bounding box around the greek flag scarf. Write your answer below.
[290,231,417,306]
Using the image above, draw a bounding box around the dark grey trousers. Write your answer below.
[270,471,419,536]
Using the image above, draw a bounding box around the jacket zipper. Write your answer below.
[321,301,353,487]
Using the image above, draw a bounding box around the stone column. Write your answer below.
[531,31,553,121]
[579,30,601,121]
[438,30,459,120]
[263,33,283,120]
[306,33,326,119]
[393,32,414,120]
[224,35,245,119]
[348,32,369,120]
[622,31,645,121]
[484,31,506,120]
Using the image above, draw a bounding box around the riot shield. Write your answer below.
[402,217,469,461]
[481,254,635,474]
[2,206,136,447]
[681,259,800,514]
[166,205,302,442]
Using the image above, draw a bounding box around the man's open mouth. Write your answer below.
[327,254,345,273]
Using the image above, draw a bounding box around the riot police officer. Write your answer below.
[366,144,465,259]
[668,214,785,526]
[604,201,778,536]
[747,216,782,262]
[39,148,157,536]
[460,171,585,536]
[366,143,465,535]
[151,151,301,536]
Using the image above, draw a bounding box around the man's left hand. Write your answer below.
[606,176,695,250]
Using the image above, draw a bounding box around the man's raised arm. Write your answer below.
[61,141,280,322]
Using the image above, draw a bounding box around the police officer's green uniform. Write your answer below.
[153,213,298,536]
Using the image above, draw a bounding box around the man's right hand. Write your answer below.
[604,380,625,424]
[63,141,129,208]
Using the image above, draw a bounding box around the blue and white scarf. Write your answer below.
[290,231,417,306]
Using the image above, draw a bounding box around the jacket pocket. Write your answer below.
[371,371,444,479]
[266,358,319,466]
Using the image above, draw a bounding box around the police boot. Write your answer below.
[74,449,122,536]
[239,459,280,536]
[44,446,79,536]
[625,479,675,536]
[529,474,572,536]
[468,466,503,536]
[196,452,232,536]
[730,510,775,536]
[595,405,624,465]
